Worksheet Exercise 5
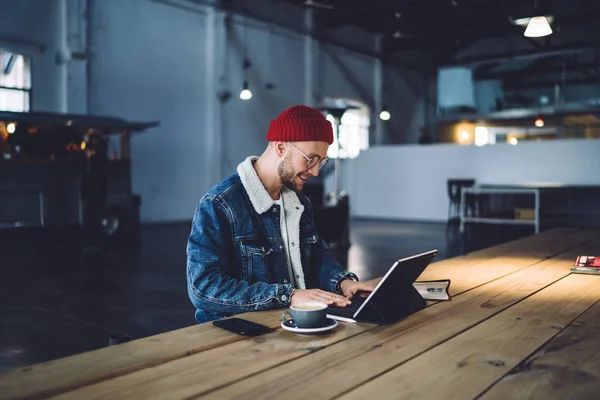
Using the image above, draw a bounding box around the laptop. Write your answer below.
[326,249,439,324]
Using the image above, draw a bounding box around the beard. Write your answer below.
[278,153,302,192]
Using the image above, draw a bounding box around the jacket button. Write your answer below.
[284,279,288,283]
[295,206,299,210]
[273,208,277,213]
[279,245,283,249]
[291,242,295,246]
[281,295,287,301]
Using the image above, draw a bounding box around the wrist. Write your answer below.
[336,273,358,293]
[339,279,351,292]
[279,283,295,306]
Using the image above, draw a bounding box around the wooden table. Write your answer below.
[2,228,600,399]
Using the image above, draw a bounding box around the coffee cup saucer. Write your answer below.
[281,318,338,334]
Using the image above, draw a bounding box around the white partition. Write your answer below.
[336,139,600,222]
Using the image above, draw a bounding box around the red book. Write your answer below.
[574,256,600,268]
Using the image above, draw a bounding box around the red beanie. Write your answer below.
[266,105,334,145]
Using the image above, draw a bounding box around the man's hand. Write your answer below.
[290,289,351,307]
[340,279,375,300]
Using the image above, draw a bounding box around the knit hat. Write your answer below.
[266,105,334,145]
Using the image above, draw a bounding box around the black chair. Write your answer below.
[313,193,350,267]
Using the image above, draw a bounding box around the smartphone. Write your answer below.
[212,318,273,336]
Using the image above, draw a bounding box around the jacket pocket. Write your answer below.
[300,232,318,272]
[240,241,274,284]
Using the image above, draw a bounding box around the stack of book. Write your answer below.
[570,256,600,275]
[414,280,452,301]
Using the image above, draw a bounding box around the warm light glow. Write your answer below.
[81,141,86,150]
[474,126,489,147]
[240,89,252,100]
[453,122,474,145]
[534,117,544,127]
[379,110,391,121]
[7,123,16,134]
[509,137,518,145]
[524,16,553,37]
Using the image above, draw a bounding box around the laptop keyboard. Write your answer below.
[327,297,367,319]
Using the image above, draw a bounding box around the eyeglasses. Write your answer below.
[287,142,329,170]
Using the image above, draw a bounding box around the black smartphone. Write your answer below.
[212,318,273,336]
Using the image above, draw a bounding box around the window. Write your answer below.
[324,102,370,159]
[0,50,31,112]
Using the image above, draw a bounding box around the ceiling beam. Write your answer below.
[478,60,598,80]
[503,75,599,90]
[446,41,600,66]
[472,62,502,79]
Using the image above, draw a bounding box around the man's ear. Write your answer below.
[274,141,286,158]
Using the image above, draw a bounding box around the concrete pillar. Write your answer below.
[373,34,384,145]
[55,0,69,113]
[204,7,225,185]
[304,9,314,106]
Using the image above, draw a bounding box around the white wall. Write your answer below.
[0,0,67,112]
[383,65,429,144]
[340,139,600,221]
[88,0,211,222]
[0,0,432,222]
[220,17,308,175]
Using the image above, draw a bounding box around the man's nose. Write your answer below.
[308,164,320,177]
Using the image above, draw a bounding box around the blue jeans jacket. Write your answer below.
[186,157,357,324]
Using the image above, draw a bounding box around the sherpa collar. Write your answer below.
[236,156,303,214]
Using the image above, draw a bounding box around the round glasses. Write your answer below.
[287,142,329,170]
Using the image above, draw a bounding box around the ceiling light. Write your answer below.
[513,16,554,27]
[524,16,552,37]
[6,123,16,134]
[240,81,252,100]
[379,110,391,121]
[534,117,544,127]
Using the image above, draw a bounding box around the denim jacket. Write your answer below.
[186,156,357,323]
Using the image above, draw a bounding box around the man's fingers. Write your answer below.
[299,290,351,306]
[319,292,350,306]
[312,294,333,305]
[310,292,335,305]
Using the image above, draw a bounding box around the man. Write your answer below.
[187,105,374,324]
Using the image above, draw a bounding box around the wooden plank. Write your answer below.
[481,300,600,400]
[47,321,376,400]
[195,240,600,400]
[442,227,575,262]
[0,228,591,400]
[339,274,600,400]
[426,227,576,268]
[0,309,283,400]
[422,228,599,297]
[371,228,592,291]
[40,231,598,400]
